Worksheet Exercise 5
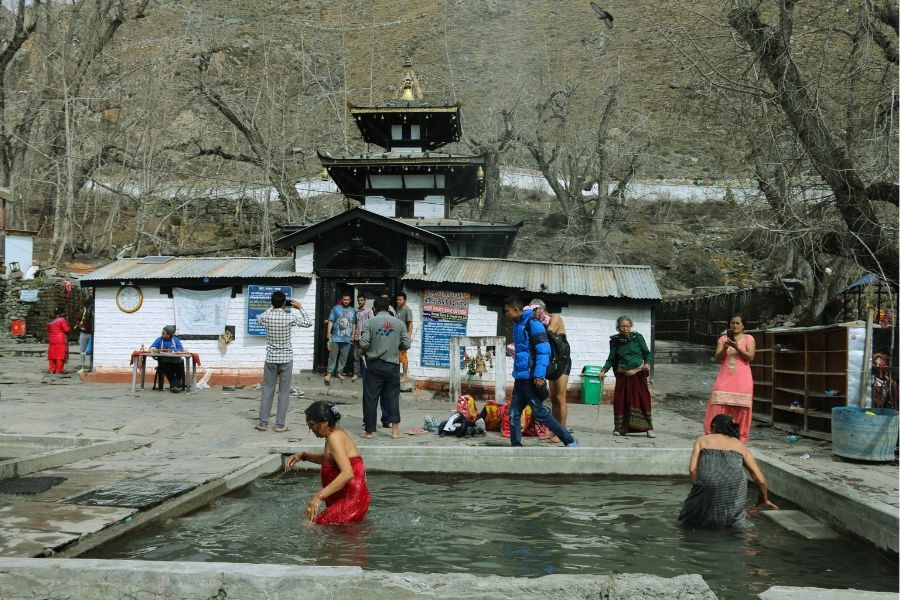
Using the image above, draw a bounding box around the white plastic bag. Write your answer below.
[194,368,213,391]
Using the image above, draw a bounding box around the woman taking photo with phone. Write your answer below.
[703,313,756,442]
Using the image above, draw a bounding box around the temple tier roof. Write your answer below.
[317,150,485,205]
[348,102,462,151]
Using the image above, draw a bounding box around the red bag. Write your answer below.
[499,401,543,438]
[482,401,504,431]
[456,395,479,422]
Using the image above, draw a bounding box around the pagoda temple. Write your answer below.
[319,61,485,219]
[315,62,519,258]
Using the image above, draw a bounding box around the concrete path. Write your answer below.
[0,336,897,563]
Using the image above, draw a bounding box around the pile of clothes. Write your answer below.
[423,395,550,439]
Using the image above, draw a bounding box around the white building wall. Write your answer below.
[94,280,318,374]
[402,289,652,385]
[414,195,444,218]
[294,244,313,273]
[363,196,395,217]
[4,234,34,275]
[405,242,426,277]
[560,305,652,385]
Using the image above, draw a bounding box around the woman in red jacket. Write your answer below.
[46,306,71,374]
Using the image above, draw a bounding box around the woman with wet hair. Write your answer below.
[284,401,370,525]
[679,414,778,529]
[599,315,655,437]
[46,306,71,374]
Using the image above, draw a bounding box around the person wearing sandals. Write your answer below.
[679,414,778,529]
[599,316,655,437]
[255,290,312,433]
[284,401,371,525]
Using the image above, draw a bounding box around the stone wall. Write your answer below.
[0,273,88,342]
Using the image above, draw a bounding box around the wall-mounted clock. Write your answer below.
[116,285,143,313]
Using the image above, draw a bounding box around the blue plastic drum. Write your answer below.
[832,406,899,461]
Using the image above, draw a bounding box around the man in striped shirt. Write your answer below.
[255,290,312,433]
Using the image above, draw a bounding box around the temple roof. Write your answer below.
[345,61,463,150]
[274,207,451,255]
[317,150,485,204]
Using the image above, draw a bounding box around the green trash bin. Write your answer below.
[581,365,603,405]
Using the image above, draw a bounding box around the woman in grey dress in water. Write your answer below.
[679,414,779,528]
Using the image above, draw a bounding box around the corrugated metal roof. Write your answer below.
[405,257,661,301]
[80,257,310,283]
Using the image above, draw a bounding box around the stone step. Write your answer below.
[760,509,840,540]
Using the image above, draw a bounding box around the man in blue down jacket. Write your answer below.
[504,296,577,448]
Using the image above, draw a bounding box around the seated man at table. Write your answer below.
[149,325,185,393]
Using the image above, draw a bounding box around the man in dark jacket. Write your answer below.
[504,296,577,447]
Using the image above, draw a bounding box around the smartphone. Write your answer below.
[726,329,736,342]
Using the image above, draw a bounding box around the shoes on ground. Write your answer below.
[612,431,621,436]
[647,430,656,438]
[567,440,579,448]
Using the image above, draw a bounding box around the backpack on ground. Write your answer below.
[525,317,571,381]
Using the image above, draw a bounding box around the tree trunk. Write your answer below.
[479,150,502,220]
[729,3,898,279]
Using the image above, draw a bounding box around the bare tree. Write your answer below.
[652,1,898,298]
[519,82,643,262]
[726,0,898,281]
[465,107,516,220]
[192,48,305,228]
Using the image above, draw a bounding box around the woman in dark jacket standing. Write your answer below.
[599,315,654,437]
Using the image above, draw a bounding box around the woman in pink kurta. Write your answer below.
[703,314,756,442]
[46,306,71,374]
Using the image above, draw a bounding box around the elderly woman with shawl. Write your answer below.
[679,414,778,529]
[46,306,71,374]
[599,315,655,437]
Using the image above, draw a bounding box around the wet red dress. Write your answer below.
[315,456,370,525]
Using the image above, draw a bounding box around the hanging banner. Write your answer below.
[421,290,469,368]
[247,285,292,336]
[173,287,232,335]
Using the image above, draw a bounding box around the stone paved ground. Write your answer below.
[0,336,896,559]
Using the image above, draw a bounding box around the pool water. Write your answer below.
[90,474,898,598]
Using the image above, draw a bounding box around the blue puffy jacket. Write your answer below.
[511,309,551,380]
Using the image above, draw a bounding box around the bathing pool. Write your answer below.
[89,473,898,598]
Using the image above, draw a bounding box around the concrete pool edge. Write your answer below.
[753,451,899,555]
[270,444,693,476]
[0,435,138,479]
[0,558,718,599]
[52,453,283,559]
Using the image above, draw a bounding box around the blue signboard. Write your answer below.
[420,290,469,368]
[247,285,292,336]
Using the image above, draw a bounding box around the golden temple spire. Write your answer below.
[397,58,424,101]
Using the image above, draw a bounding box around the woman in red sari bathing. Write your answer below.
[703,314,756,442]
[46,306,70,374]
[284,401,370,525]
[600,316,655,437]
